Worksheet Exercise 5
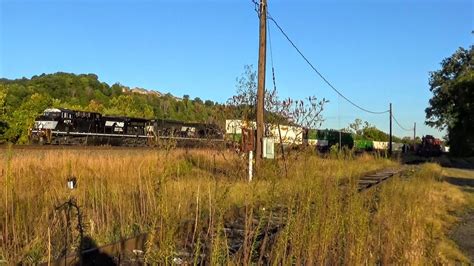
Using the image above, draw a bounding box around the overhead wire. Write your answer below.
[266,12,389,115]
[391,114,414,131]
[267,12,277,94]
[252,1,415,134]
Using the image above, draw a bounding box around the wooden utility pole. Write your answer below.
[256,0,267,164]
[389,103,393,157]
[413,122,416,147]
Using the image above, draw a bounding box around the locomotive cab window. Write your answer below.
[43,110,61,118]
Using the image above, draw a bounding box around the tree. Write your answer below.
[348,118,363,136]
[0,86,6,117]
[193,97,203,105]
[4,93,52,143]
[0,87,7,141]
[228,65,328,143]
[0,72,222,142]
[179,94,189,109]
[346,118,402,142]
[110,83,124,96]
[425,46,474,156]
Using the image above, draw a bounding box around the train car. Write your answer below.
[30,108,105,145]
[225,119,306,146]
[29,108,150,146]
[313,129,354,149]
[354,139,374,150]
[225,119,355,151]
[417,135,443,156]
[224,119,411,155]
[354,139,404,153]
[29,108,224,146]
[268,124,305,145]
[150,119,223,140]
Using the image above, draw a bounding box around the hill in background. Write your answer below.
[0,72,227,143]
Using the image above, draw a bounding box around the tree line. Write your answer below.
[0,72,226,143]
[0,67,417,146]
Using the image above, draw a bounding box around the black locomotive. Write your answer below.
[29,108,224,146]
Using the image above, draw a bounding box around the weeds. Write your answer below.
[0,148,469,264]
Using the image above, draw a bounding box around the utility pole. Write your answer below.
[256,0,267,164]
[389,103,392,157]
[413,122,416,147]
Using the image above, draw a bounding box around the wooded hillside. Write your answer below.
[0,73,226,143]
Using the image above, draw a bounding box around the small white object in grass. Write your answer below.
[132,249,144,256]
[262,207,266,211]
[173,257,183,264]
[67,177,77,190]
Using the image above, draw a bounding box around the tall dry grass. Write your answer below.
[0,147,469,264]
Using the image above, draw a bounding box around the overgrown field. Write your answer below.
[0,147,470,264]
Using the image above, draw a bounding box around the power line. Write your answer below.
[391,113,414,131]
[266,13,389,115]
[252,1,416,141]
[267,14,277,94]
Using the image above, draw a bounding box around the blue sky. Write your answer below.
[1,0,472,138]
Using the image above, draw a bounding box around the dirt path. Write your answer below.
[443,167,474,262]
[451,211,474,262]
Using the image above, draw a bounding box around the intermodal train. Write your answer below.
[29,108,224,146]
[225,119,407,153]
[29,109,439,155]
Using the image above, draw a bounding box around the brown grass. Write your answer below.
[0,147,470,264]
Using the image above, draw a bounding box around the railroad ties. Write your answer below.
[47,167,404,265]
[357,168,402,192]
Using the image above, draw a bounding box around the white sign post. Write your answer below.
[248,150,253,182]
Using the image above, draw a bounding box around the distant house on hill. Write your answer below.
[129,87,163,97]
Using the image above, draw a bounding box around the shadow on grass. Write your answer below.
[79,236,117,266]
[444,176,474,188]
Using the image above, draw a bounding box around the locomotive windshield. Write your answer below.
[43,108,62,118]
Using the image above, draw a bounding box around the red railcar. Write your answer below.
[417,135,443,156]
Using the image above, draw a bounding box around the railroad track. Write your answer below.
[45,166,405,265]
[0,141,226,151]
[357,167,403,192]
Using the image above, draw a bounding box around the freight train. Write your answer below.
[30,109,435,155]
[29,108,224,146]
[417,135,443,156]
[225,119,406,153]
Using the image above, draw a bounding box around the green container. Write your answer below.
[307,129,319,140]
[354,139,374,150]
[315,129,354,148]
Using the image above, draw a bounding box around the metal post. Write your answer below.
[256,0,267,165]
[389,103,393,157]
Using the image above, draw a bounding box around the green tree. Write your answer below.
[0,72,222,142]
[348,118,363,136]
[346,118,402,142]
[0,86,6,116]
[204,100,214,107]
[0,87,7,141]
[193,97,203,105]
[425,46,474,156]
[4,93,52,143]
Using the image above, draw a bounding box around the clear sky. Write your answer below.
[1,0,472,138]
